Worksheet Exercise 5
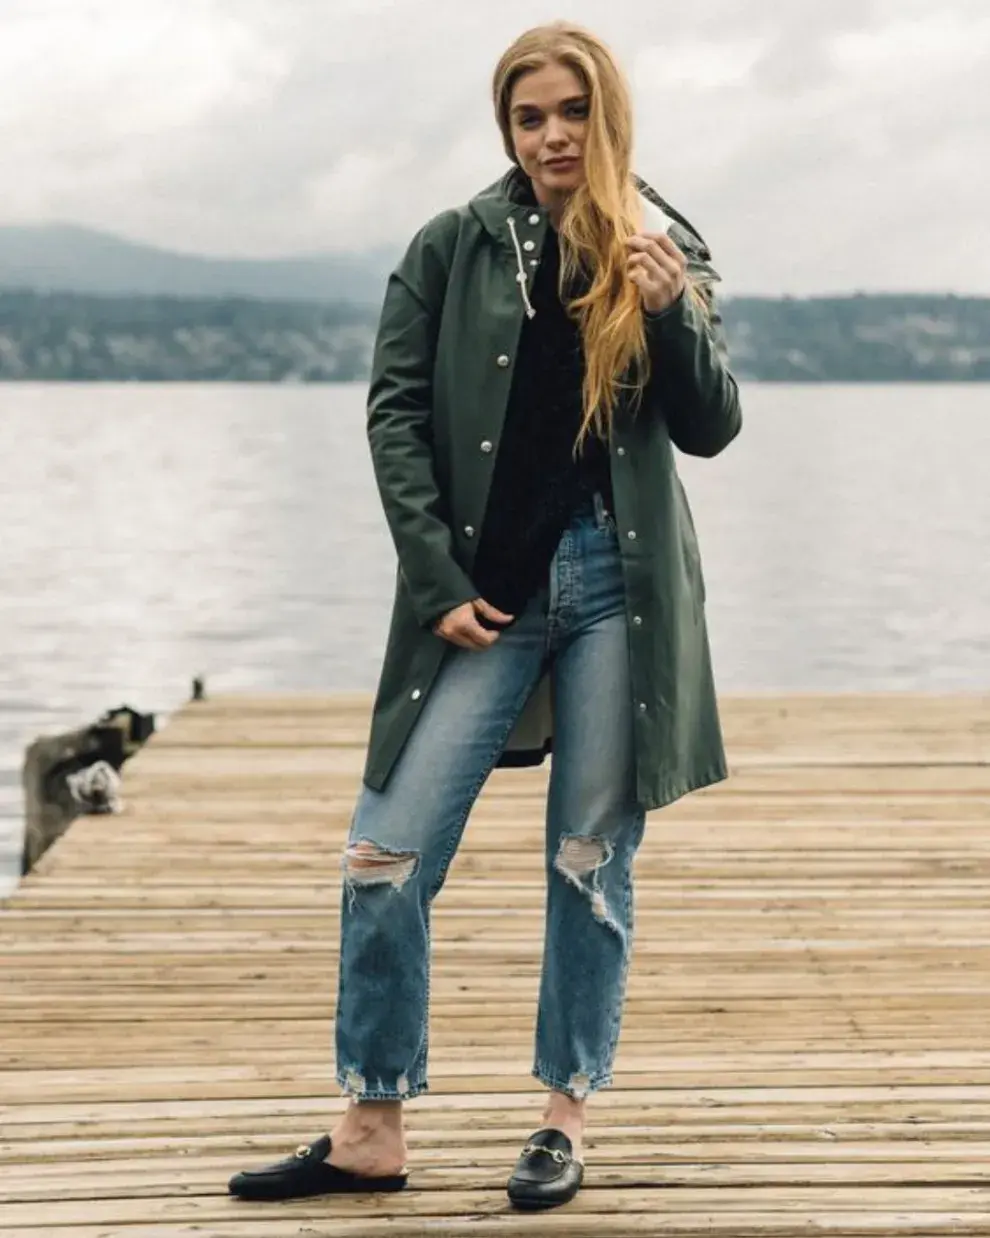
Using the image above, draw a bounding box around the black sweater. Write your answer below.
[471,223,614,618]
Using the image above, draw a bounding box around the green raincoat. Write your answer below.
[361,167,742,812]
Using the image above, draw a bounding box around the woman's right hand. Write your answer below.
[432,598,514,649]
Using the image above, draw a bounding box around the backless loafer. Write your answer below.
[228,1134,408,1200]
[506,1128,584,1210]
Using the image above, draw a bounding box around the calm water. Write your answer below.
[2,382,988,895]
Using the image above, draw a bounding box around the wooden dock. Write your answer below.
[2,693,990,1236]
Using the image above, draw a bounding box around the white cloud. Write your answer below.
[830,10,990,72]
[0,4,286,139]
[634,38,767,92]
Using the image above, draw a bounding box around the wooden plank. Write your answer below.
[2,693,990,1235]
[4,1218,990,1238]
[3,1185,990,1226]
[4,1160,990,1205]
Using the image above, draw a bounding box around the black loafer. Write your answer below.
[228,1134,408,1201]
[506,1128,584,1210]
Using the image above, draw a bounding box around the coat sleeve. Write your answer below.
[366,211,479,629]
[643,246,743,459]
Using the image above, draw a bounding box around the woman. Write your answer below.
[230,20,741,1212]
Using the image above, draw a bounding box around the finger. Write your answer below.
[456,617,499,650]
[651,232,687,263]
[631,231,686,260]
[626,233,686,274]
[628,238,684,274]
[627,249,683,289]
[442,626,479,650]
[474,598,514,624]
[626,254,669,289]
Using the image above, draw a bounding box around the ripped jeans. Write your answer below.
[335,493,646,1101]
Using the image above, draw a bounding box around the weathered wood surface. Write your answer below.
[1,692,989,1236]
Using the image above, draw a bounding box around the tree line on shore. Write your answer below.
[1,289,987,382]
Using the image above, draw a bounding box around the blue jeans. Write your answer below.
[335,494,646,1101]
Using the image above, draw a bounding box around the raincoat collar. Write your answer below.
[467,165,676,247]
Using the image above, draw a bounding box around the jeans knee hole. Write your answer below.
[343,842,419,890]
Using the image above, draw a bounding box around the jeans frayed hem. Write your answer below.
[532,1065,612,1099]
[337,1074,429,1102]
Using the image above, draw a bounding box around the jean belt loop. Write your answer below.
[592,490,608,530]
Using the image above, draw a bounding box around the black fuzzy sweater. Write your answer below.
[471,223,614,618]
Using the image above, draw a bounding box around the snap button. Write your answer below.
[529,259,539,267]
[528,212,540,225]
[464,525,475,537]
[496,354,510,367]
[633,615,643,626]
[627,530,637,540]
[480,440,493,453]
[523,239,536,252]
[638,702,647,713]
[616,446,626,457]
[411,689,422,701]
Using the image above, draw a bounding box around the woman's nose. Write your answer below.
[545,116,568,146]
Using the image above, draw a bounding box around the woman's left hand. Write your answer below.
[625,231,687,315]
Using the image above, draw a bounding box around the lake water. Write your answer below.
[2,382,988,896]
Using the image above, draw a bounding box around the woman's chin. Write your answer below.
[535,168,584,194]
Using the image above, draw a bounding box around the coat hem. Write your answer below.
[495,741,552,769]
[641,760,729,813]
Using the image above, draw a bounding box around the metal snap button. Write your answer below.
[411,689,422,701]
[496,354,509,367]
[638,702,647,713]
[627,530,637,540]
[528,213,540,225]
[523,239,536,252]
[616,446,626,457]
[633,615,643,626]
[480,440,493,453]
[464,525,475,537]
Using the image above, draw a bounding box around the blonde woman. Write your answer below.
[230,20,741,1212]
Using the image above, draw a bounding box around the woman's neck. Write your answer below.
[531,182,570,231]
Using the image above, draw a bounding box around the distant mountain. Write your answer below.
[0,224,401,306]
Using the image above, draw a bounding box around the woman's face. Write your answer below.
[508,61,589,208]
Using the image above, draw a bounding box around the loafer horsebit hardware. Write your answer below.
[522,1143,568,1165]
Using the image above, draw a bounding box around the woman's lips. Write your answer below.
[544,158,578,168]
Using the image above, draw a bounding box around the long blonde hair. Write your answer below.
[493,22,651,450]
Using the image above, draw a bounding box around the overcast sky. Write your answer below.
[1,0,985,294]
